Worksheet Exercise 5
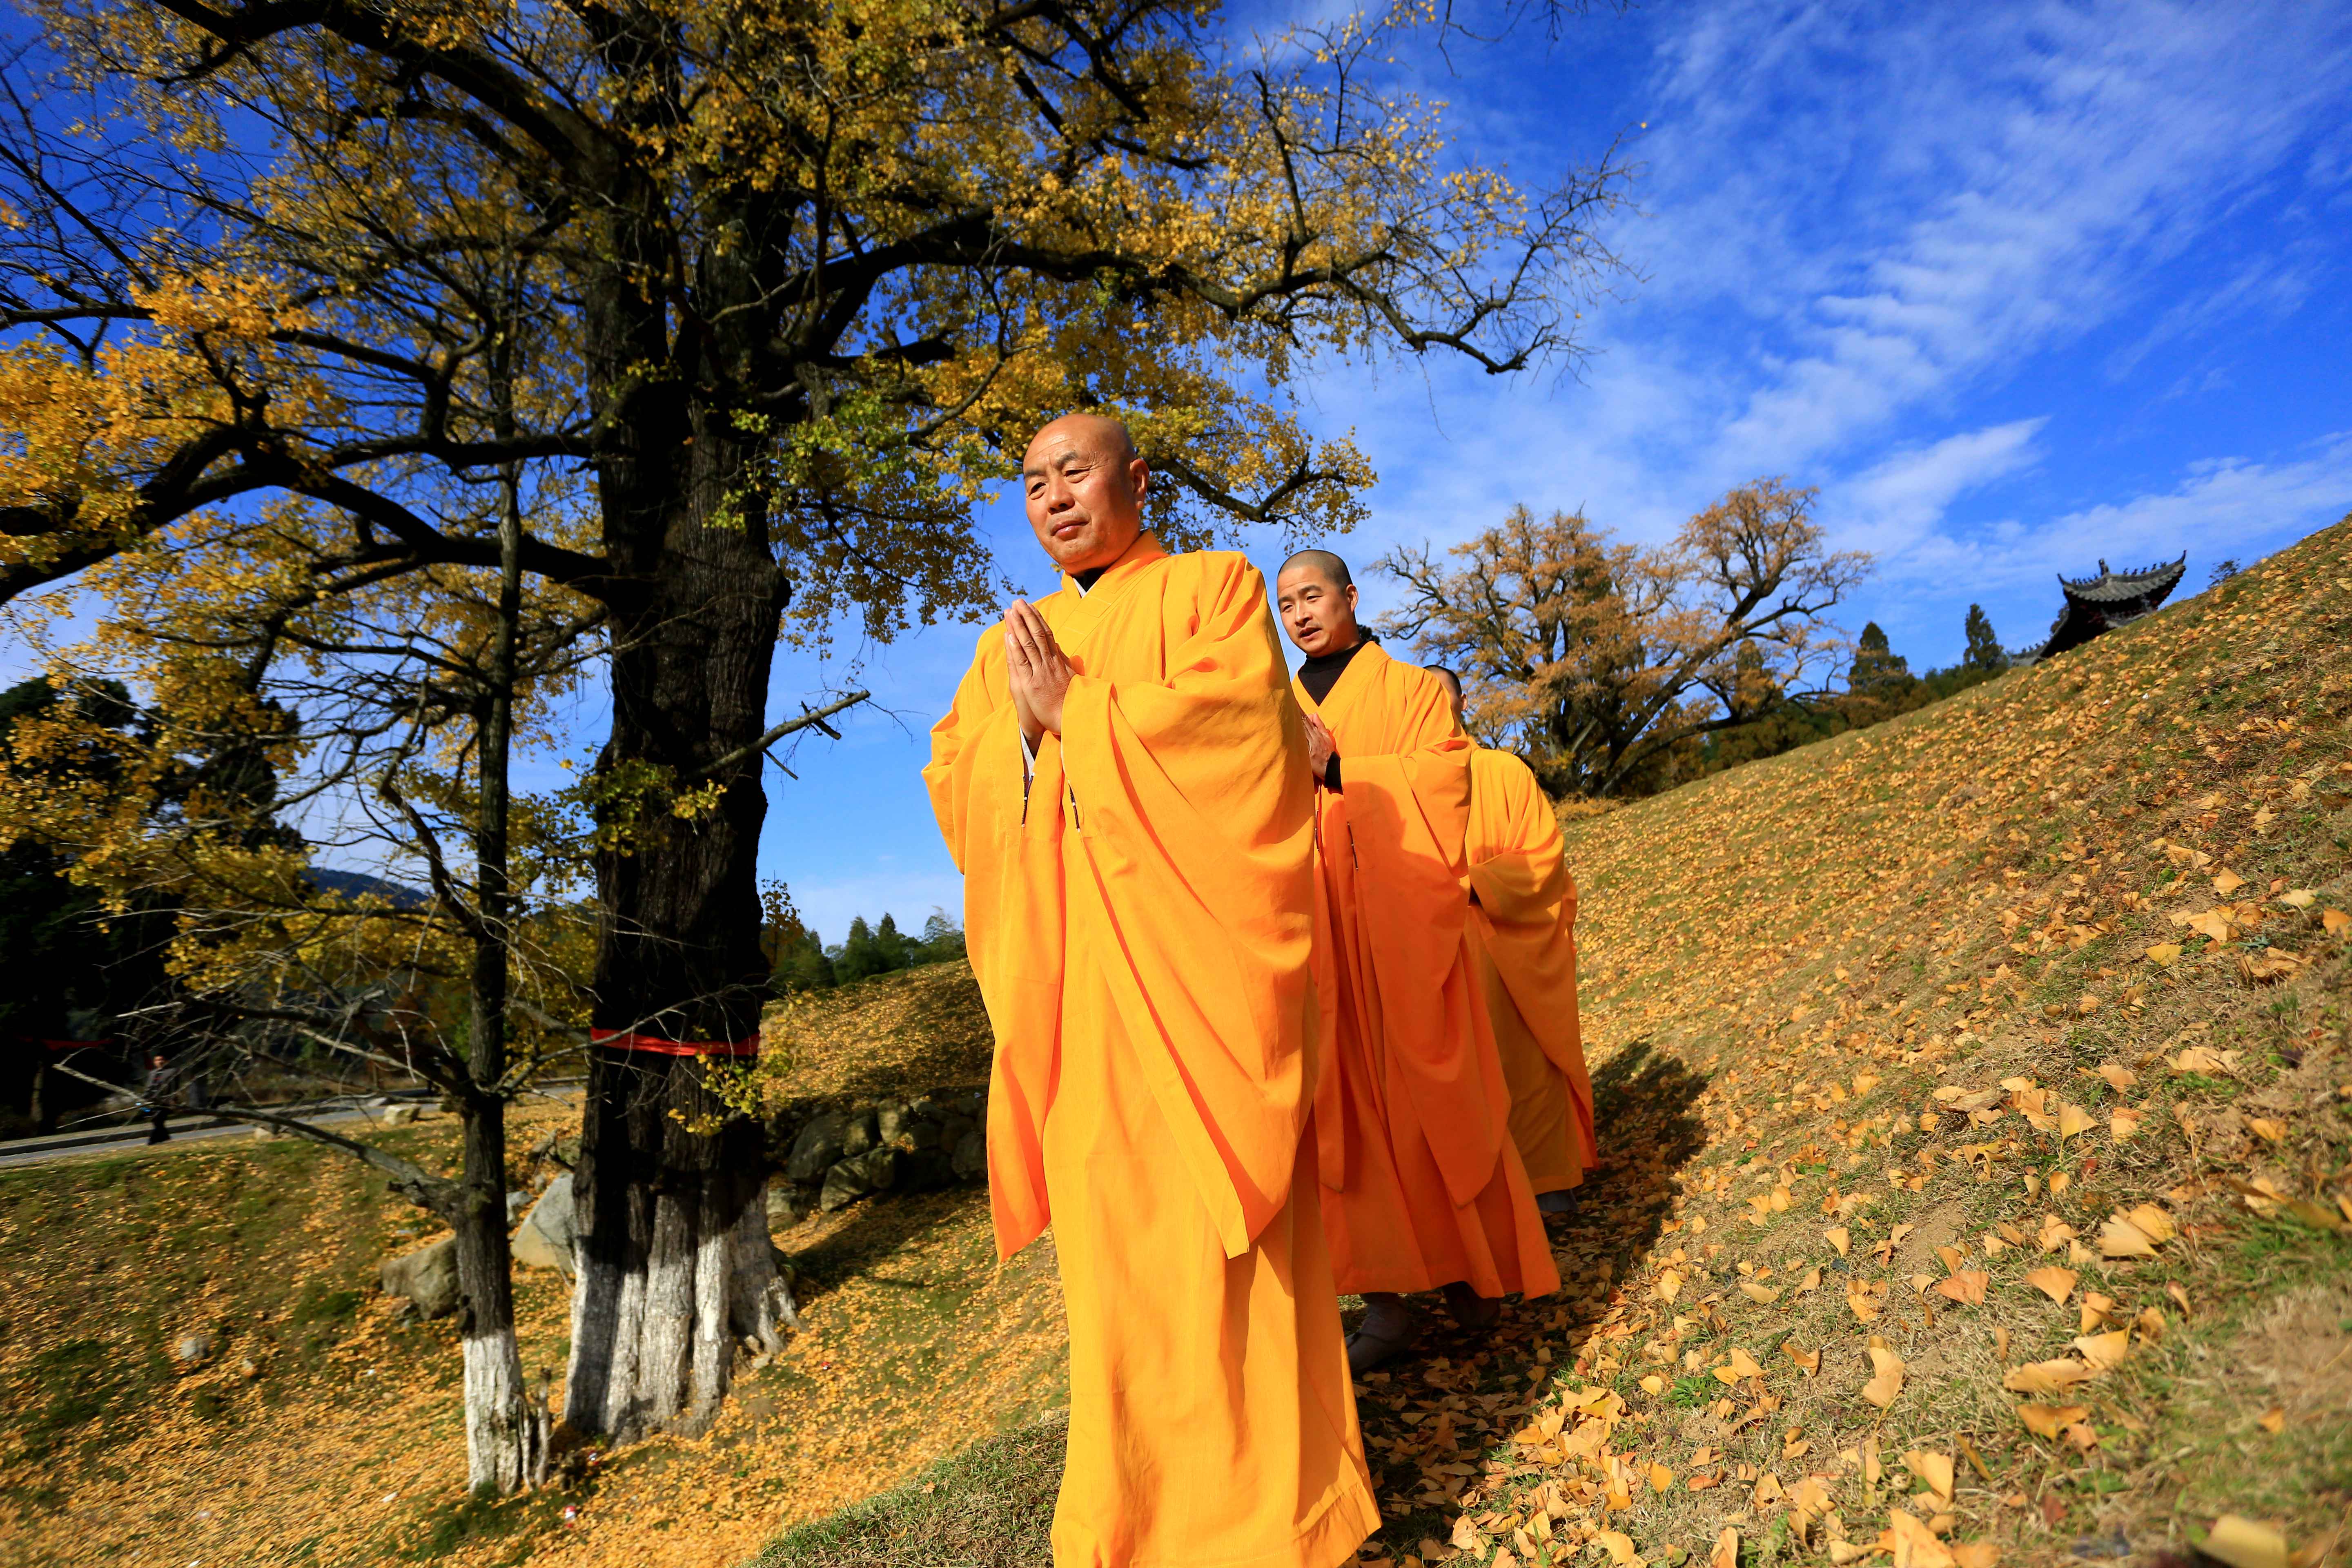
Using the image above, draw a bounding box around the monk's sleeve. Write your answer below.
[1341,671,1473,1009]
[1468,753,1591,1138]
[1055,558,1318,1258]
[924,633,1064,1259]
[1467,755,1573,928]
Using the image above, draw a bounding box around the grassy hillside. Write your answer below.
[8,523,2350,1567]
[0,962,1065,1568]
[759,521,2352,1568]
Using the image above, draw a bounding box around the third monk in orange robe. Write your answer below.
[1428,666,1597,1209]
[1274,549,1559,1373]
[925,417,1376,1568]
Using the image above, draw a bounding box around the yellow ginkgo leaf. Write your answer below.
[2110,1107,2142,1140]
[2096,1062,2138,1090]
[1862,1345,1905,1408]
[1824,1225,1851,1258]
[2073,1330,2130,1371]
[1902,1448,1955,1506]
[2058,1101,2095,1138]
[2016,1402,2088,1439]
[2021,1266,2077,1304]
[1933,1271,1989,1305]
[2143,942,2182,966]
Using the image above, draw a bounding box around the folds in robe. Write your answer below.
[1298,642,1557,1300]
[924,538,1320,1261]
[1466,746,1596,1194]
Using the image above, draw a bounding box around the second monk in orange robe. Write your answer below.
[1429,666,1598,1209]
[925,417,1377,1568]
[1274,550,1558,1373]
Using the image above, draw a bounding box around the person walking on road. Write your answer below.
[141,1052,176,1145]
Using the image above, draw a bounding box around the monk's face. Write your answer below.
[1022,416,1148,574]
[1275,564,1359,658]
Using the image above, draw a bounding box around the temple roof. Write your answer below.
[2059,553,2188,604]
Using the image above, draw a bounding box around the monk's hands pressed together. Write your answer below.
[1004,599,1074,747]
[1302,712,1337,784]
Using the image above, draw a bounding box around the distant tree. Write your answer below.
[1847,622,1913,694]
[1962,606,2007,673]
[872,915,914,973]
[771,928,837,995]
[2209,559,2243,586]
[1379,480,1870,797]
[833,917,889,985]
[918,911,968,967]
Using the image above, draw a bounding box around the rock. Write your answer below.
[505,1189,530,1224]
[172,1331,214,1365]
[784,1111,849,1182]
[900,1149,957,1192]
[512,1176,576,1276]
[875,1102,910,1145]
[764,1180,805,1231]
[380,1235,461,1319]
[939,1114,976,1153]
[901,1116,942,1151]
[820,1146,902,1212]
[237,1357,261,1379]
[383,1105,421,1127]
[839,1109,879,1159]
[951,1128,987,1182]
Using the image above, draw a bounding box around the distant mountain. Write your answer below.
[304,866,429,910]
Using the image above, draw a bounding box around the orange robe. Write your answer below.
[925,537,1377,1568]
[1297,642,1559,1301]
[1466,747,1597,1196]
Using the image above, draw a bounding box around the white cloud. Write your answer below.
[1838,420,2047,551]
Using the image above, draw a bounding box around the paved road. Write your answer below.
[0,1085,581,1171]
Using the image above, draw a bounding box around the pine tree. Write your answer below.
[1962,605,2006,673]
[1849,622,1912,694]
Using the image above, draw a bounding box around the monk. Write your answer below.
[1275,550,1559,1374]
[1427,666,1597,1215]
[925,416,1378,1568]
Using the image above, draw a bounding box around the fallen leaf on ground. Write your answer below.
[2258,1407,2285,1434]
[2021,1266,2077,1304]
[1740,1280,1782,1305]
[1863,1346,1906,1408]
[2110,1107,2142,1140]
[2144,942,2183,966]
[2098,1213,2160,1258]
[2247,1117,2286,1143]
[1889,1508,1956,1568]
[2058,1102,2095,1138]
[1903,1449,1955,1507]
[1710,1529,1739,1568]
[2003,1359,2094,1396]
[2015,1403,2088,1439]
[2203,1515,2290,1568]
[1933,1271,1989,1305]
[2096,1062,2138,1091]
[1825,1226,1851,1258]
[2073,1330,2130,1370]
[1655,1269,1683,1303]
[1785,1343,1820,1376]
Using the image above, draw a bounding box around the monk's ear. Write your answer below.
[1127,454,1149,504]
[1341,581,1358,616]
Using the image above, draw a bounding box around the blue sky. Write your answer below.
[768,0,2352,944]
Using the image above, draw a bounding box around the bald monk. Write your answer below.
[925,416,1378,1568]
[1426,666,1597,1215]
[1275,550,1559,1374]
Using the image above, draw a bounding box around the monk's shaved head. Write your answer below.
[1025,412,1138,472]
[1274,547,1361,658]
[1021,412,1149,574]
[1424,664,1464,723]
[1278,548,1352,591]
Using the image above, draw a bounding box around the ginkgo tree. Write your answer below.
[0,0,1630,1449]
[1378,481,1868,797]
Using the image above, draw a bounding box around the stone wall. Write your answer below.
[771,1086,988,1220]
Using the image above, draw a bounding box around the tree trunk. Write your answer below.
[561,394,796,1443]
[451,1106,550,1492]
[449,464,549,1495]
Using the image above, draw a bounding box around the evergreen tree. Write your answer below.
[1962,605,2006,673]
[833,916,891,984]
[1848,621,1912,693]
[918,911,968,966]
[872,913,913,972]
[771,927,836,994]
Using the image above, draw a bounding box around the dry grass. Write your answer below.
[10,521,2352,1567]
